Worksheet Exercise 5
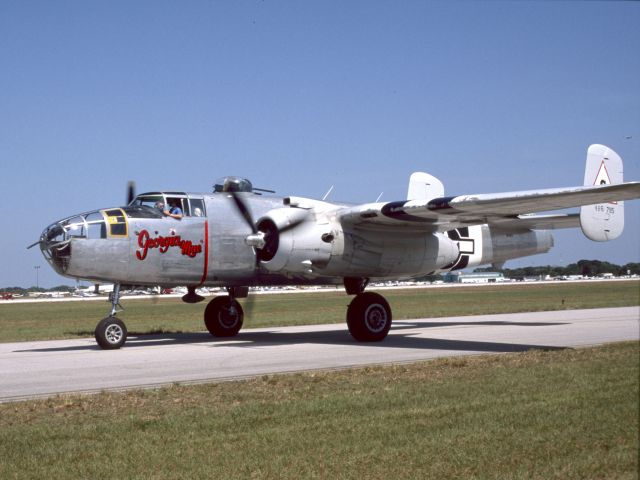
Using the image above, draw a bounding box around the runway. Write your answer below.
[1,306,638,403]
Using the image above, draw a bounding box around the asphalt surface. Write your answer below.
[1,306,638,403]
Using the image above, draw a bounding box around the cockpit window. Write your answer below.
[190,198,205,217]
[166,197,189,216]
[130,194,205,217]
[121,206,163,219]
[130,195,164,209]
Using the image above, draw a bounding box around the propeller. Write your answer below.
[227,190,306,263]
[225,190,307,323]
[126,181,136,205]
[229,191,258,235]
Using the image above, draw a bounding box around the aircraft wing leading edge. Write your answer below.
[339,182,640,232]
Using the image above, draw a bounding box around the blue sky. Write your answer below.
[1,1,638,288]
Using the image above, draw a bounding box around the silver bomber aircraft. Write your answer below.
[32,144,640,349]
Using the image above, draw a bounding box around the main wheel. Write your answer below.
[204,296,244,337]
[95,316,127,350]
[346,292,392,342]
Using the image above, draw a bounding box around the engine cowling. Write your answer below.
[443,225,554,271]
[256,206,335,274]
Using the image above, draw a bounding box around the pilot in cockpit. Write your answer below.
[163,199,183,219]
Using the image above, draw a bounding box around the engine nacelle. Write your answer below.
[485,228,553,265]
[443,225,554,271]
[331,230,460,278]
[256,206,335,274]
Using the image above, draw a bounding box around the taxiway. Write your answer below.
[0,306,638,403]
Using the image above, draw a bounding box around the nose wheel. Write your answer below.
[94,283,128,349]
[95,316,128,349]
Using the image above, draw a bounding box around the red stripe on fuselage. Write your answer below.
[198,220,209,286]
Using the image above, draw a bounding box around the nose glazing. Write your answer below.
[39,210,107,275]
[40,219,75,274]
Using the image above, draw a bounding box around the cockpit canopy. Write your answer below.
[129,193,206,217]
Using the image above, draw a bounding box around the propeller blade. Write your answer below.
[278,216,306,234]
[229,192,258,234]
[227,190,308,268]
[126,181,136,205]
[241,292,256,323]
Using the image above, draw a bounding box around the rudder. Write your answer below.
[407,172,444,201]
[579,144,624,241]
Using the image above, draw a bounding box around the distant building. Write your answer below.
[598,273,614,279]
[443,272,505,284]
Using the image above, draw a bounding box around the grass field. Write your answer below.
[0,342,637,479]
[0,280,638,343]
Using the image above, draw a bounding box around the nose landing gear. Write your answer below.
[94,283,128,349]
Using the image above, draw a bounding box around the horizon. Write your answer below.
[4,258,638,291]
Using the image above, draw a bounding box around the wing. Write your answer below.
[339,182,640,232]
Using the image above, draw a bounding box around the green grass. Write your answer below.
[0,342,637,479]
[0,281,638,342]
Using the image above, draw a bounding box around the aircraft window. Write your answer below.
[65,216,86,238]
[104,209,128,237]
[85,211,106,239]
[131,195,164,209]
[166,197,189,216]
[189,198,206,217]
[122,206,163,219]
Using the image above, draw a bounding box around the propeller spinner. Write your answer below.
[227,191,306,265]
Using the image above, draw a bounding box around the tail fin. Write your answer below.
[579,144,624,241]
[407,172,444,201]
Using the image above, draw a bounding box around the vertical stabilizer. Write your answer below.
[407,172,444,201]
[580,144,624,241]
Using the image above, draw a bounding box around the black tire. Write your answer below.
[95,316,127,350]
[204,296,244,337]
[346,292,392,342]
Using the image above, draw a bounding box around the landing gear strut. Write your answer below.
[204,288,245,337]
[344,278,392,342]
[95,283,128,349]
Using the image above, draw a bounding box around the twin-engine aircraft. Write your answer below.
[33,144,640,349]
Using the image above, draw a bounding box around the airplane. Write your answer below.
[30,144,640,349]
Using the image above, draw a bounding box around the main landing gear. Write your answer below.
[94,283,128,350]
[204,295,244,337]
[92,280,393,349]
[344,277,392,342]
[201,279,393,343]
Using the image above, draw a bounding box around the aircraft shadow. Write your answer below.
[14,319,569,354]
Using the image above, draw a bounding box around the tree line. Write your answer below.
[474,260,639,279]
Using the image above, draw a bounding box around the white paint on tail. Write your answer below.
[407,172,444,201]
[579,144,624,241]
